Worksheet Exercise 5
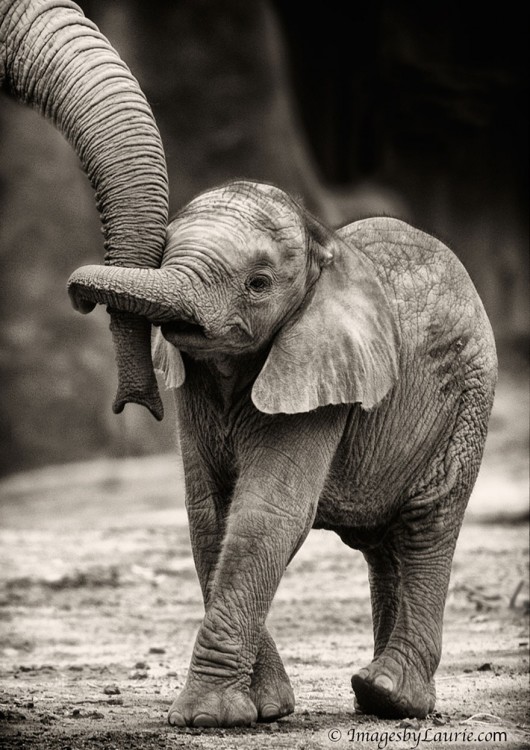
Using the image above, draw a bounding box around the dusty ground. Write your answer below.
[0,376,528,749]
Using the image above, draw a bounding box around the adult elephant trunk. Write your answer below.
[68,265,196,325]
[0,0,169,419]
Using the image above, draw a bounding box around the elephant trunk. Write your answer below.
[68,265,198,326]
[0,0,169,419]
[69,263,200,420]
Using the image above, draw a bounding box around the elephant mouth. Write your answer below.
[160,320,210,349]
[159,319,253,355]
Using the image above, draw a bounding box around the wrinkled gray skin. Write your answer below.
[0,0,168,418]
[69,180,497,726]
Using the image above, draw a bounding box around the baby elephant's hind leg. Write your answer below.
[355,524,442,718]
[352,474,476,717]
[355,540,404,714]
[352,384,492,718]
[363,541,402,659]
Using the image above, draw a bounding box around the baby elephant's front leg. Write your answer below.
[250,628,295,721]
[168,411,345,728]
[168,466,318,727]
[185,484,294,723]
[168,492,308,727]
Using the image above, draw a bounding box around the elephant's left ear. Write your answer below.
[251,223,400,414]
[151,329,186,389]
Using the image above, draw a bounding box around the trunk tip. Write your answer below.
[112,392,164,421]
[68,287,97,314]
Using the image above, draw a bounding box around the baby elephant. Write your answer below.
[69,180,497,726]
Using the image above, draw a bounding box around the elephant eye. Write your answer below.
[246,273,272,293]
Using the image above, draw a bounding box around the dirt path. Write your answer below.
[0,480,528,749]
[0,376,529,749]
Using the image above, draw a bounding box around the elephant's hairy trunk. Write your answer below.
[0,0,170,419]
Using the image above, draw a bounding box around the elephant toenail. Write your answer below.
[374,674,394,693]
[358,668,370,680]
[193,713,219,728]
[353,696,364,713]
[167,710,186,726]
[260,703,280,721]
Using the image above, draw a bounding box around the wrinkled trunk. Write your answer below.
[68,265,196,324]
[0,0,169,419]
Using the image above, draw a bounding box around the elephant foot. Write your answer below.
[168,684,258,728]
[250,659,295,722]
[351,654,436,719]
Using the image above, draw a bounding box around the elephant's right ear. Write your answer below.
[151,329,186,390]
[252,216,400,414]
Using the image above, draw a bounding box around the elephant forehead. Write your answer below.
[181,182,301,236]
[185,181,294,220]
[166,206,304,268]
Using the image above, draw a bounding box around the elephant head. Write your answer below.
[68,181,400,414]
[0,0,169,419]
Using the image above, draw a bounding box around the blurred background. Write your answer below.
[0,0,528,477]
